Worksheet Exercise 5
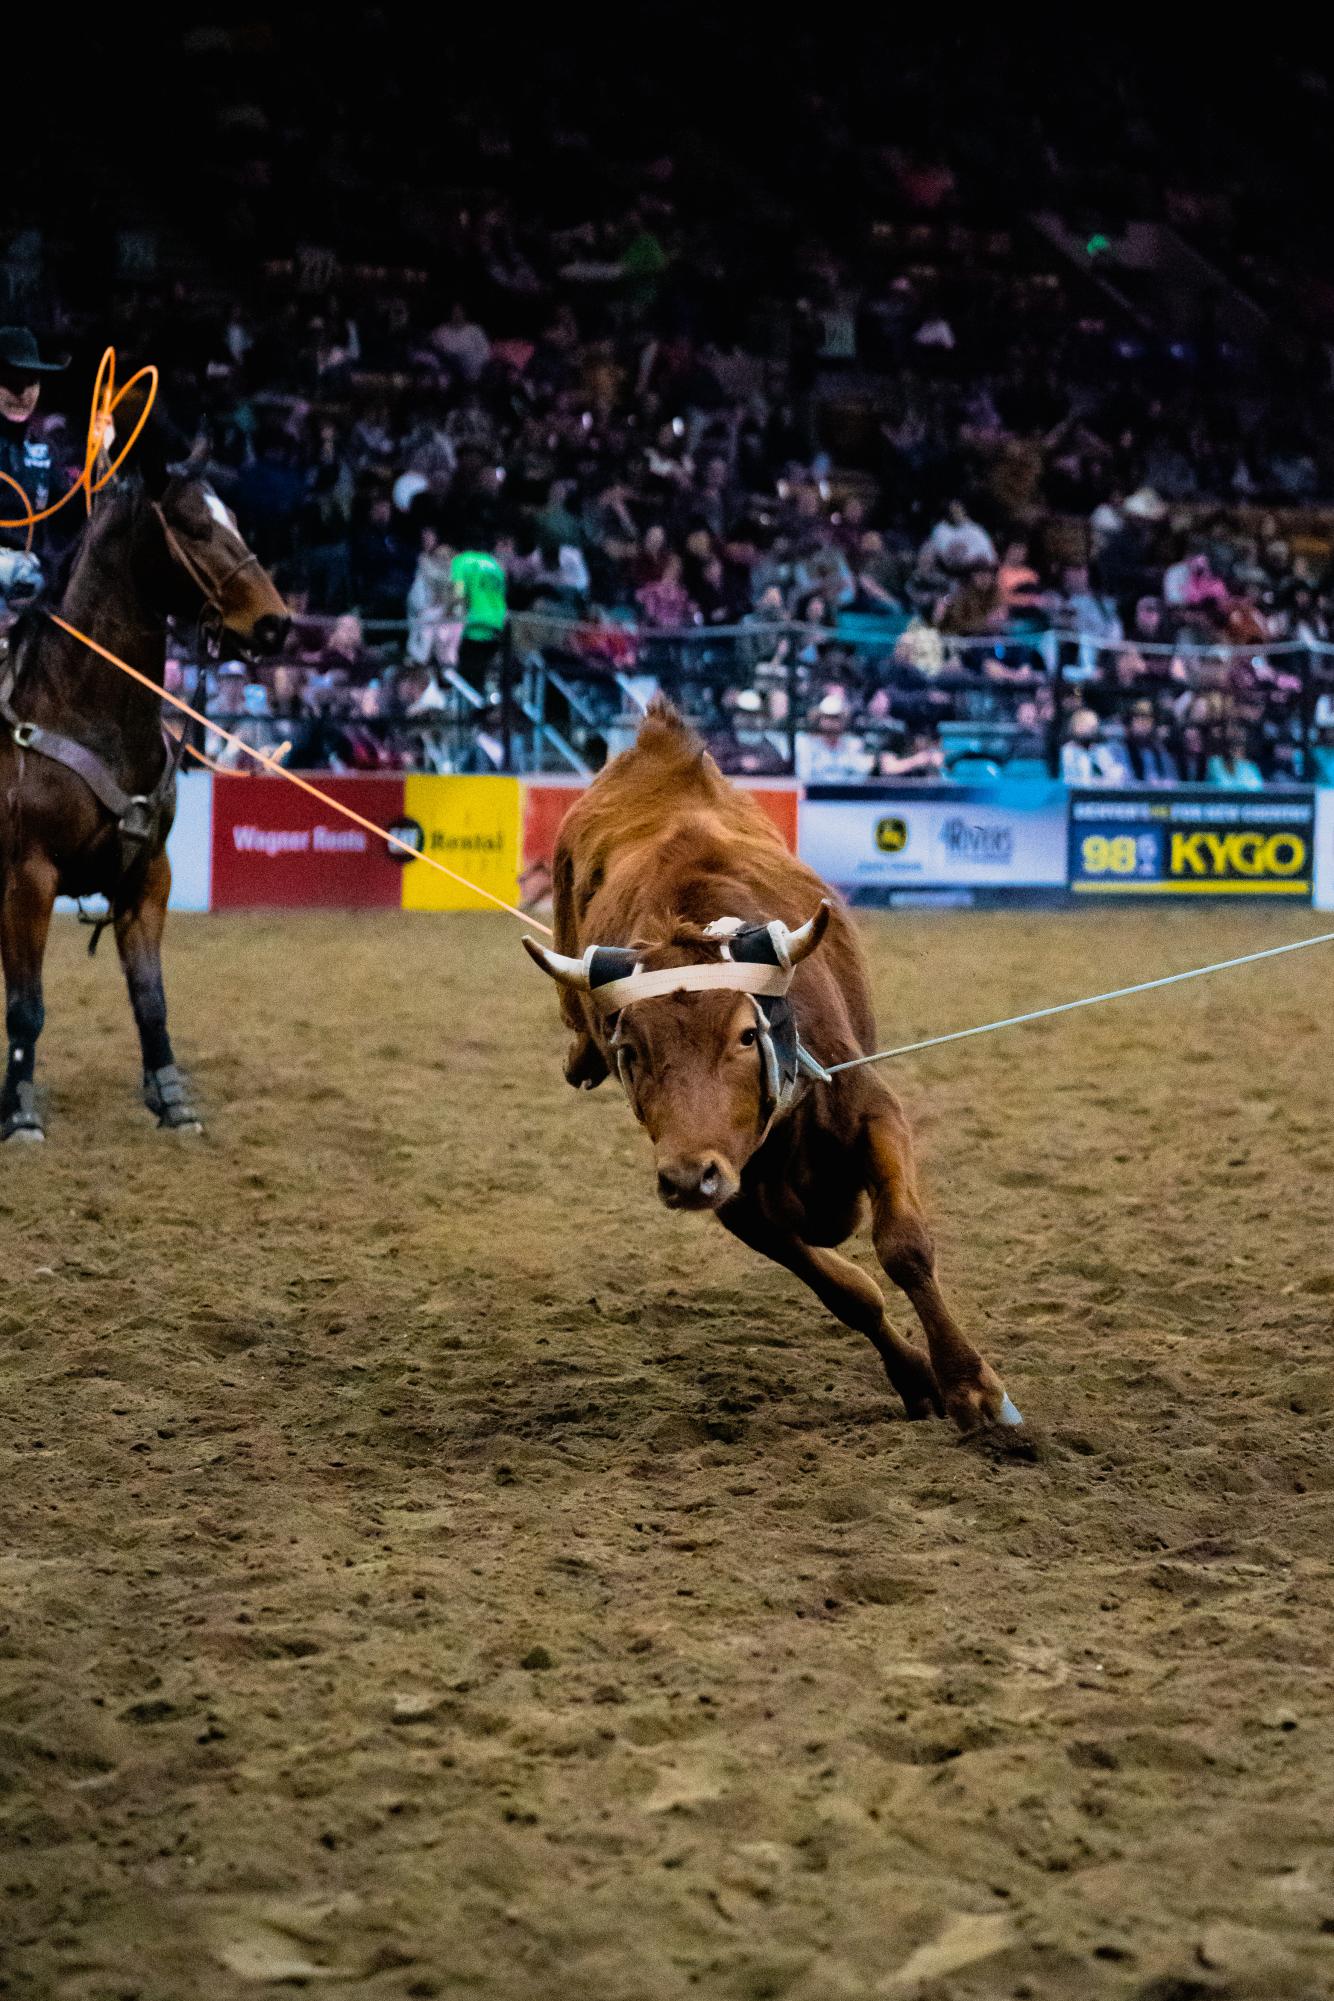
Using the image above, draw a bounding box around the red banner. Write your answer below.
[211,774,406,909]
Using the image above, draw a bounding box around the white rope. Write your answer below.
[825,928,1334,1075]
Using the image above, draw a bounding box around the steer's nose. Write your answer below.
[656,1154,737,1211]
[251,613,292,657]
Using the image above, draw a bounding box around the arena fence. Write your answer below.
[116,770,1334,918]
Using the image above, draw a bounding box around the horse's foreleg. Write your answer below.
[115,849,201,1132]
[1,855,58,1141]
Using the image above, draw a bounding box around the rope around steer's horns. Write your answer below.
[522,903,832,1009]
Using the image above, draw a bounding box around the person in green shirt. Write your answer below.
[450,546,509,688]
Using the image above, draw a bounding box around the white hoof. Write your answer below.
[998,1392,1024,1427]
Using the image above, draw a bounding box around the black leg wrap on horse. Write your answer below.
[143,1064,201,1130]
[1,1080,43,1141]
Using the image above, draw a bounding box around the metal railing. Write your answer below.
[173,612,1334,783]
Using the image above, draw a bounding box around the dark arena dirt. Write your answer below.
[3,906,1334,2000]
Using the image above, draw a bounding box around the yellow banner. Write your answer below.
[400,775,522,911]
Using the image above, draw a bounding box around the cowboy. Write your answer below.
[0,325,70,622]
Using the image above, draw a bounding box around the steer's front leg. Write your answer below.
[718,1196,943,1420]
[863,1101,1023,1435]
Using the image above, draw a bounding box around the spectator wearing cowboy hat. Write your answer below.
[0,325,69,615]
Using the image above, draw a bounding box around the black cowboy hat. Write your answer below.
[0,327,70,376]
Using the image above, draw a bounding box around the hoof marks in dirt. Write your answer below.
[957,1419,1046,1465]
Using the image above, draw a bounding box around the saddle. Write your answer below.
[0,641,188,928]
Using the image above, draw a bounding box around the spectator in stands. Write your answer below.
[406,529,462,669]
[1207,725,1265,790]
[793,535,856,611]
[1162,546,1229,626]
[936,563,1006,639]
[1062,565,1124,678]
[633,524,672,588]
[1060,707,1129,784]
[451,544,510,685]
[1176,721,1211,784]
[709,689,790,776]
[998,541,1046,620]
[1120,700,1180,785]
[852,529,905,611]
[794,691,875,783]
[318,613,377,684]
[918,499,998,579]
[878,730,945,779]
[431,304,492,385]
[636,552,698,629]
[351,493,415,620]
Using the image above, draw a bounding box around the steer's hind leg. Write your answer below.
[115,849,201,1132]
[719,1198,942,1419]
[864,1105,1021,1434]
[1,855,57,1141]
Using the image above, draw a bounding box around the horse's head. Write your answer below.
[149,473,291,658]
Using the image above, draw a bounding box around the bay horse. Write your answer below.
[0,461,289,1141]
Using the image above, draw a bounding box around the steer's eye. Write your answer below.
[739,1026,758,1048]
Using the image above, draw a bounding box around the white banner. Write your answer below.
[166,770,213,911]
[1315,789,1334,911]
[799,782,1069,892]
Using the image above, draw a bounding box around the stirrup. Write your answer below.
[143,1064,200,1129]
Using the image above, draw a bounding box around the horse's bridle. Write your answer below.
[151,500,264,655]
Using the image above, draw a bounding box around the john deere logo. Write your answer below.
[875,816,908,853]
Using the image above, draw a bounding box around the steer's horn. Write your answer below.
[784,899,833,966]
[522,937,591,989]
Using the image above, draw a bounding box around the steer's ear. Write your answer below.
[783,899,833,966]
[523,937,590,988]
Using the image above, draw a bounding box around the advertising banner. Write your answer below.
[400,775,522,912]
[799,782,1068,897]
[1069,788,1314,899]
[166,769,213,912]
[210,773,406,909]
[1314,789,1334,911]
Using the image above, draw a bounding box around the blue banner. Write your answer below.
[1069,788,1315,899]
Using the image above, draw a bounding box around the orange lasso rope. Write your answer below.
[47,613,554,932]
[0,347,160,550]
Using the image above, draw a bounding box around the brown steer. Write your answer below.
[525,700,1022,1435]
